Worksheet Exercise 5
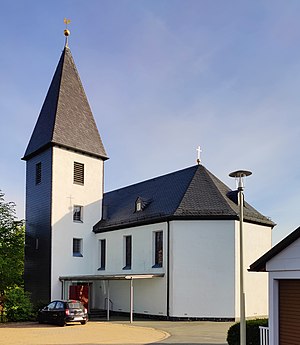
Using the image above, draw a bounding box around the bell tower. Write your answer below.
[22,25,108,304]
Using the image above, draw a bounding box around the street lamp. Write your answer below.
[229,169,252,345]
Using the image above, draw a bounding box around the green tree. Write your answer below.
[0,191,25,321]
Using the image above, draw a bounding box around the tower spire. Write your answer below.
[64,18,71,47]
[22,33,108,161]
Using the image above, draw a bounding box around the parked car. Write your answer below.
[37,300,88,326]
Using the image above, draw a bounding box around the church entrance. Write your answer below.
[69,284,89,310]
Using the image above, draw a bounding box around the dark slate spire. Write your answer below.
[22,47,108,161]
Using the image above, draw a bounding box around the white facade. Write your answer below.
[87,219,271,319]
[51,147,104,299]
[94,223,167,316]
[240,222,271,319]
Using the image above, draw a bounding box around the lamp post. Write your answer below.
[229,169,252,345]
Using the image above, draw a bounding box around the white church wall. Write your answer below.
[95,222,168,315]
[95,222,167,275]
[169,220,236,318]
[240,222,271,319]
[107,278,167,316]
[51,147,104,299]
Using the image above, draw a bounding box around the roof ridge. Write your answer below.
[50,48,66,143]
[203,167,238,214]
[174,165,236,216]
[174,165,201,213]
[104,165,198,195]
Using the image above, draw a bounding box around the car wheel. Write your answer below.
[81,320,87,325]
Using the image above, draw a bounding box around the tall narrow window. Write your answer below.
[73,205,83,222]
[123,235,132,270]
[153,231,163,267]
[98,239,106,270]
[73,238,83,257]
[35,162,42,185]
[74,162,84,185]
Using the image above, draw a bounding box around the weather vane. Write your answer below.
[64,18,71,47]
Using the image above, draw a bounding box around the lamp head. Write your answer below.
[229,170,252,190]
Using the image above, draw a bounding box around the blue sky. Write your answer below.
[1,0,300,244]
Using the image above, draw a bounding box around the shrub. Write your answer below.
[227,319,268,345]
[4,286,33,322]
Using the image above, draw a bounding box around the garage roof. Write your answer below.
[249,226,300,272]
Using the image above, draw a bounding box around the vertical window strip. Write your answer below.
[123,236,132,269]
[35,162,42,185]
[98,239,106,270]
[74,162,84,185]
[154,231,163,267]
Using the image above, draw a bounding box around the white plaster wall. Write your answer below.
[95,222,167,275]
[95,223,168,316]
[237,222,271,319]
[267,238,300,272]
[169,220,235,318]
[51,147,103,299]
[107,278,167,316]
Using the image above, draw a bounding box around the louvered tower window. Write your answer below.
[74,162,84,185]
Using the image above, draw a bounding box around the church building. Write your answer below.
[22,32,274,321]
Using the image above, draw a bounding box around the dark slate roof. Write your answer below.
[93,165,275,233]
[249,226,300,272]
[22,47,108,161]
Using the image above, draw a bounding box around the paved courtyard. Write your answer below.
[0,319,233,345]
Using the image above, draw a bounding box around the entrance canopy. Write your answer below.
[59,273,164,323]
[59,273,164,281]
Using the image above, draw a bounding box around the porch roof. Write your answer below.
[59,273,164,281]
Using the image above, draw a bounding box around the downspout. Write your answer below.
[167,221,170,319]
[61,279,64,299]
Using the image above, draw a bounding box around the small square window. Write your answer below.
[35,162,42,185]
[74,162,84,185]
[73,238,83,257]
[73,205,83,222]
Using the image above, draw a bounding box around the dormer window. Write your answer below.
[136,199,142,212]
[135,197,144,212]
[135,197,151,212]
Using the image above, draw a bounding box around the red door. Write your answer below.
[69,285,89,309]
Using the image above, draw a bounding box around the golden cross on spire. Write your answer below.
[64,18,71,47]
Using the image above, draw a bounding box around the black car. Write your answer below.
[38,300,88,326]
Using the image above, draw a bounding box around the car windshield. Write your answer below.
[68,302,83,309]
